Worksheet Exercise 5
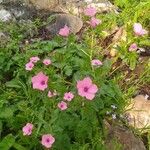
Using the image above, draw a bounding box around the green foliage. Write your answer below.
[0,134,15,150]
[0,0,149,149]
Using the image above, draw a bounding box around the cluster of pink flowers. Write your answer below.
[58,7,102,37]
[129,23,148,52]
[23,78,98,147]
[22,123,55,149]
[57,77,98,110]
[58,92,74,111]
[25,56,51,71]
[24,9,100,145]
[84,6,101,28]
[25,56,40,71]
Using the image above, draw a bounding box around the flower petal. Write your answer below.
[88,84,98,93]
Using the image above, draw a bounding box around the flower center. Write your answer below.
[28,128,31,132]
[84,87,89,92]
[41,81,45,85]
[60,104,64,108]
[46,138,50,143]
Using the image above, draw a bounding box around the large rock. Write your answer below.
[125,95,150,130]
[29,0,118,14]
[46,14,83,35]
[105,123,146,150]
[1,1,37,21]
[0,8,12,21]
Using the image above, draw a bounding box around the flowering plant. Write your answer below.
[0,25,124,149]
[0,1,149,149]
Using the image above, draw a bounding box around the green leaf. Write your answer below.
[0,107,14,119]
[5,79,21,88]
[64,66,72,76]
[13,143,27,150]
[0,134,15,150]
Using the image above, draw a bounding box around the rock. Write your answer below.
[125,95,150,130]
[46,14,83,35]
[85,0,119,14]
[0,8,12,21]
[105,123,146,150]
[1,1,37,21]
[29,0,118,15]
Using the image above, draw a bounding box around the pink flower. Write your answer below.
[77,77,98,100]
[47,90,58,98]
[41,134,55,149]
[30,56,40,63]
[22,123,33,136]
[25,61,34,71]
[58,101,68,110]
[91,59,103,67]
[31,72,48,91]
[63,92,74,101]
[129,43,138,51]
[48,91,53,98]
[43,59,51,66]
[59,25,70,37]
[133,23,148,36]
[90,17,101,28]
[84,7,96,17]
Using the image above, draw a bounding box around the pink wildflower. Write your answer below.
[90,17,101,27]
[84,7,97,17]
[59,25,70,37]
[48,90,58,98]
[22,123,33,136]
[133,23,148,36]
[91,59,102,67]
[63,92,74,101]
[48,91,53,98]
[30,56,40,63]
[58,101,68,110]
[43,59,51,66]
[41,134,55,149]
[129,43,138,51]
[25,61,34,71]
[77,77,98,100]
[31,72,48,91]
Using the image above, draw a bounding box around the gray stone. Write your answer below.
[0,8,12,21]
[125,95,150,131]
[1,1,37,20]
[105,122,146,150]
[46,14,83,35]
[29,0,118,15]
